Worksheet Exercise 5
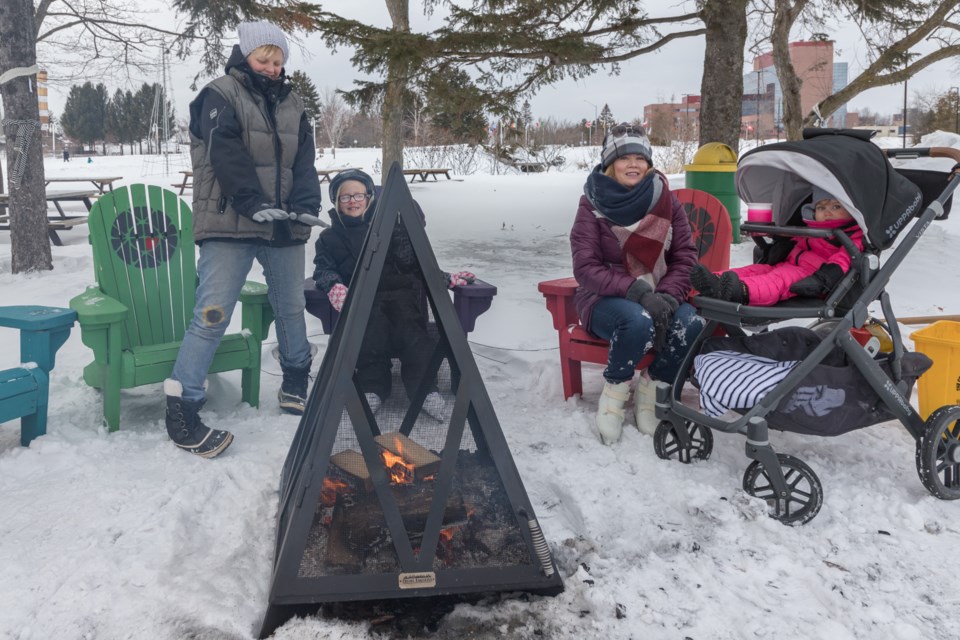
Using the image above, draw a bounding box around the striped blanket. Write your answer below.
[694,350,801,417]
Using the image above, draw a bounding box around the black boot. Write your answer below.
[164,379,233,458]
[690,264,721,298]
[278,362,312,415]
[719,271,748,304]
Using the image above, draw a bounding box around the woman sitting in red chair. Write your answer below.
[571,124,705,445]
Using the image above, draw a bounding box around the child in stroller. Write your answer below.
[649,128,960,526]
[689,187,865,305]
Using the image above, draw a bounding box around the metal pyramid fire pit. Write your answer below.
[259,165,563,637]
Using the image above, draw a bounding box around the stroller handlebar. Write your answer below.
[886,146,960,166]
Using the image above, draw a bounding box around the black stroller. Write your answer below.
[652,128,960,525]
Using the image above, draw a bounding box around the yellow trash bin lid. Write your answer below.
[683,142,738,172]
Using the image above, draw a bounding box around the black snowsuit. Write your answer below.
[312,202,439,401]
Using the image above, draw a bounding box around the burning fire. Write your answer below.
[381,438,415,484]
[320,477,350,507]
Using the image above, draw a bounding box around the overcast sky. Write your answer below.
[38,0,959,128]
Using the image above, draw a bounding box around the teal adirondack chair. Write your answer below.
[69,184,274,431]
[0,306,76,446]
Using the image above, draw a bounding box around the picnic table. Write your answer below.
[515,162,547,173]
[0,189,96,246]
[316,167,363,183]
[172,170,193,195]
[45,176,122,194]
[402,168,452,182]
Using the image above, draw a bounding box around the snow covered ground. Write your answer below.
[1,133,959,640]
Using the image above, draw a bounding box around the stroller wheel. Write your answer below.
[653,420,713,463]
[916,405,960,500]
[742,454,823,525]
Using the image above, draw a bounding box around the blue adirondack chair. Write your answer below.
[0,306,76,446]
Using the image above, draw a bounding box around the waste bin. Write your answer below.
[684,143,740,242]
[910,321,960,419]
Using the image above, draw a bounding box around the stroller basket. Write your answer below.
[695,326,933,437]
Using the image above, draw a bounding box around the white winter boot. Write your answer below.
[633,374,659,436]
[596,380,631,445]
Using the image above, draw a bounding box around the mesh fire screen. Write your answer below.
[260,166,562,638]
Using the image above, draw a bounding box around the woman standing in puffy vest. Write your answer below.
[164,21,323,459]
[571,124,705,446]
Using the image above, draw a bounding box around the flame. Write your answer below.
[320,477,350,507]
[439,527,455,543]
[381,448,414,484]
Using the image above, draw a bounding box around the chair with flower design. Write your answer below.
[69,184,273,431]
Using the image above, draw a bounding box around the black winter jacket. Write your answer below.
[312,189,428,295]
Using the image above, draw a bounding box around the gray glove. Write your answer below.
[251,208,291,222]
[639,291,677,352]
[292,212,328,227]
[625,279,653,303]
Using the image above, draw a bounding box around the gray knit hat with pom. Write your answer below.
[600,123,653,170]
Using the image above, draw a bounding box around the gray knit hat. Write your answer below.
[238,21,289,64]
[600,123,653,170]
[801,186,834,220]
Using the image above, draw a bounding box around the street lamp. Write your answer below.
[902,73,908,148]
[952,87,959,134]
[584,100,598,146]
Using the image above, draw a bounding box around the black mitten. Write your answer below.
[789,263,844,297]
[639,291,674,352]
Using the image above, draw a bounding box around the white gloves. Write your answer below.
[251,208,291,222]
[327,283,348,312]
[292,213,328,227]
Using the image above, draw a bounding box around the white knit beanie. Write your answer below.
[238,21,289,64]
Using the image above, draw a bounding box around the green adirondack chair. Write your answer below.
[69,184,274,431]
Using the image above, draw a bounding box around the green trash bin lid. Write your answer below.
[683,142,737,172]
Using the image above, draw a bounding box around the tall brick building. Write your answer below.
[742,41,848,139]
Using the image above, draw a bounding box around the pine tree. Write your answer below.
[598,103,616,136]
[60,82,108,148]
[289,70,322,122]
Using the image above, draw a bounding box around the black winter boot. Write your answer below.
[719,271,748,304]
[690,264,721,298]
[278,362,312,415]
[164,379,233,458]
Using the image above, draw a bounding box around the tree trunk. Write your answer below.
[381,0,410,172]
[0,0,53,273]
[698,0,748,153]
[772,0,808,141]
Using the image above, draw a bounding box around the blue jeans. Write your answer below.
[590,298,705,385]
[172,240,311,402]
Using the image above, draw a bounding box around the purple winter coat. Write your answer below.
[571,189,698,335]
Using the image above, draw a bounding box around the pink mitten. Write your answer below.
[448,270,476,288]
[327,283,348,312]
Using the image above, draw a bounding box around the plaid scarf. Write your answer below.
[584,167,674,282]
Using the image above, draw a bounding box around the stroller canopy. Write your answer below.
[736,129,924,249]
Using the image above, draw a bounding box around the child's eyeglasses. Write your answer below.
[338,193,369,203]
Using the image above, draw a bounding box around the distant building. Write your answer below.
[741,40,849,139]
[642,95,701,143]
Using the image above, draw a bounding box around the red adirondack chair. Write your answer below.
[538,188,733,399]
